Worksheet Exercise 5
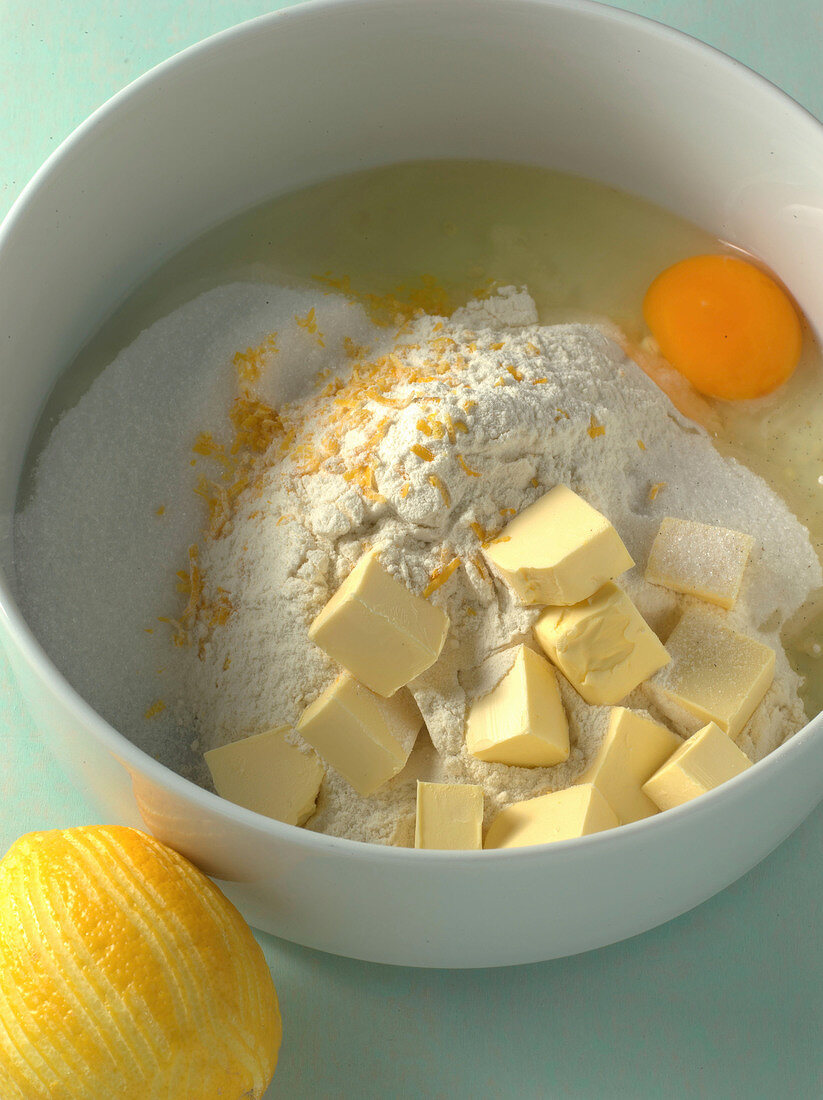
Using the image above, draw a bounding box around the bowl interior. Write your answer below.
[2,0,823,807]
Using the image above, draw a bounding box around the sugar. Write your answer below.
[13,283,375,775]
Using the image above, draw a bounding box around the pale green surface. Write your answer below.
[1,2,822,1096]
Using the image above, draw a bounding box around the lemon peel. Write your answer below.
[0,826,280,1099]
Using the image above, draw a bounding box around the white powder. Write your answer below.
[171,286,820,843]
[15,284,822,847]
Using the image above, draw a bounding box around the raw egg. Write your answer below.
[643,254,802,400]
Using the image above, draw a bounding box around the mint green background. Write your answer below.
[1,3,822,1096]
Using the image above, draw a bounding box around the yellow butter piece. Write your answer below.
[297,672,421,796]
[414,781,484,850]
[642,722,752,811]
[484,784,618,849]
[308,549,449,697]
[583,707,681,824]
[466,645,569,766]
[534,582,670,705]
[483,484,634,605]
[204,727,324,826]
[646,517,753,609]
[648,606,775,739]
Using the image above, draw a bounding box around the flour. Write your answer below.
[14,281,820,846]
[170,286,821,844]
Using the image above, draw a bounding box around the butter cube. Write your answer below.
[646,517,753,609]
[309,549,449,697]
[648,606,775,738]
[466,645,569,766]
[204,727,324,826]
[582,707,681,824]
[642,722,752,811]
[484,784,618,849]
[414,782,484,850]
[534,582,670,705]
[297,672,421,796]
[483,484,634,605]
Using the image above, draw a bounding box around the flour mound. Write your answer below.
[173,288,820,843]
[14,283,820,845]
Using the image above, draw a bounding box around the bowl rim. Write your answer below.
[1,0,822,864]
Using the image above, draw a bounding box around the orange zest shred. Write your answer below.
[422,557,461,597]
[233,332,278,395]
[587,414,606,439]
[343,335,370,360]
[417,418,433,436]
[648,481,667,501]
[144,700,166,720]
[637,439,647,451]
[506,365,523,381]
[295,307,325,347]
[429,474,450,506]
[457,454,480,477]
[412,443,434,462]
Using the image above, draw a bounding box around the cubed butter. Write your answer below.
[534,582,670,705]
[308,548,449,697]
[647,606,775,739]
[483,484,634,605]
[582,707,681,824]
[484,784,618,849]
[414,781,484,850]
[296,672,421,796]
[466,645,569,767]
[204,727,324,826]
[642,722,752,811]
[646,517,753,609]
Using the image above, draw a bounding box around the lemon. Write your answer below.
[0,826,281,1099]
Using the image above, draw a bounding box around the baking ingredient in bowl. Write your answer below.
[173,285,817,843]
[0,826,281,1099]
[205,726,325,824]
[484,784,619,850]
[481,482,634,605]
[643,254,802,399]
[14,282,821,846]
[645,516,753,609]
[647,605,777,738]
[465,644,569,767]
[533,581,671,705]
[415,781,484,850]
[580,707,682,825]
[642,721,753,811]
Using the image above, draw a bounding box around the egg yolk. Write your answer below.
[643,254,802,400]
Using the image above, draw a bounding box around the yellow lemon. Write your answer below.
[0,826,281,1099]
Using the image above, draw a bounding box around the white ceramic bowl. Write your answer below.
[2,0,822,968]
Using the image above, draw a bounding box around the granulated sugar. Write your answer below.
[15,284,822,845]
